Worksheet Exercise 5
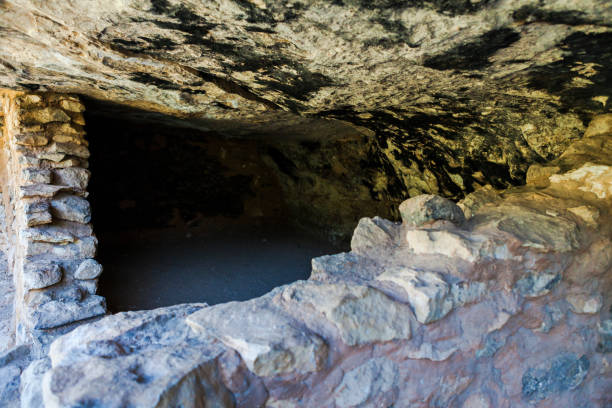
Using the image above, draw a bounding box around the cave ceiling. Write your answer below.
[0,0,611,199]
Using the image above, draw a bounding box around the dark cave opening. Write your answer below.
[84,109,349,312]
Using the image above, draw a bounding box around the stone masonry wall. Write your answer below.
[0,91,105,355]
[0,101,15,352]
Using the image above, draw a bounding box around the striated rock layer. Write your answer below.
[1,0,611,203]
[9,115,611,407]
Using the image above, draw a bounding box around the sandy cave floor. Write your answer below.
[97,219,346,312]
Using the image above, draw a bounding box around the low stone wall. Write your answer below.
[0,91,105,354]
[18,116,612,407]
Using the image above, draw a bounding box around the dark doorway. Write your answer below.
[85,107,345,312]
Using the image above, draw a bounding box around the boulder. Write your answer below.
[399,194,465,227]
[74,259,103,280]
[0,346,31,408]
[350,216,398,256]
[20,358,50,408]
[46,143,90,159]
[550,163,612,200]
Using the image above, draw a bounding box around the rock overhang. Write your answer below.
[0,0,611,200]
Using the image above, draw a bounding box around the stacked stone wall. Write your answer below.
[0,91,105,354]
[0,99,15,352]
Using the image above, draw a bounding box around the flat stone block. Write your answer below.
[16,94,43,108]
[53,168,90,190]
[24,201,52,227]
[50,194,91,223]
[59,99,85,113]
[22,168,52,185]
[23,225,76,244]
[20,184,63,199]
[25,236,97,260]
[46,158,83,169]
[29,295,106,330]
[21,108,71,125]
[23,262,62,291]
[14,132,48,146]
[50,142,90,159]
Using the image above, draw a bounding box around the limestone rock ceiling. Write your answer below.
[1,0,611,199]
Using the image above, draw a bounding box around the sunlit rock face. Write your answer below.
[1,0,611,202]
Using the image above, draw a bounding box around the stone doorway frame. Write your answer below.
[0,90,105,355]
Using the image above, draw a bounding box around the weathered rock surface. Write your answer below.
[0,345,31,408]
[277,281,413,346]
[187,295,327,377]
[399,194,466,227]
[39,304,267,408]
[9,116,611,407]
[1,0,611,203]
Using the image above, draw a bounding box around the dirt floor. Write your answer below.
[97,218,346,312]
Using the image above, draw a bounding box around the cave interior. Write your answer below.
[84,100,374,311]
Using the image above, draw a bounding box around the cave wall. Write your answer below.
[85,109,399,243]
[262,134,399,242]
